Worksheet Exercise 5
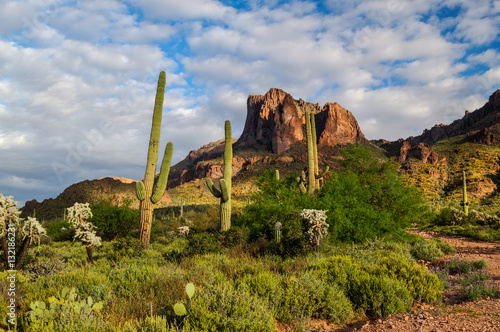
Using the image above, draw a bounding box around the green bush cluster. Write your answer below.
[306,251,443,318]
[236,270,353,324]
[410,238,456,262]
[89,198,139,241]
[236,145,429,255]
[111,236,145,260]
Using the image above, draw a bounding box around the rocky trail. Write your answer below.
[330,230,500,332]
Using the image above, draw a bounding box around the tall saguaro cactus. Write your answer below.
[299,112,329,194]
[461,170,469,216]
[305,111,316,194]
[206,120,232,231]
[136,71,173,249]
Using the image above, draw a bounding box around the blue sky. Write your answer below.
[0,0,499,207]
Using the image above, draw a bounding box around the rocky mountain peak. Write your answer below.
[235,88,365,154]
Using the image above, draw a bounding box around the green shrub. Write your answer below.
[458,271,492,286]
[186,232,222,256]
[184,280,275,331]
[25,268,112,306]
[234,170,314,241]
[410,239,443,262]
[112,236,145,260]
[89,198,139,241]
[23,259,67,280]
[218,226,250,248]
[236,270,282,316]
[266,214,312,258]
[46,220,75,242]
[472,258,488,270]
[446,258,487,275]
[432,238,456,255]
[277,273,354,324]
[368,252,443,303]
[461,281,498,302]
[108,260,160,298]
[350,274,412,318]
[118,315,178,332]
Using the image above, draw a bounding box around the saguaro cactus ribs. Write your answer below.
[136,71,174,249]
[206,120,233,231]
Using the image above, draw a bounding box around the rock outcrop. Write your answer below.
[398,141,446,166]
[235,88,365,154]
[316,102,365,146]
[381,90,500,165]
[419,89,500,143]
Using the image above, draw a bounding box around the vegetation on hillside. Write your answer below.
[2,141,500,331]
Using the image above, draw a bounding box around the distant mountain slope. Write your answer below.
[20,177,171,220]
[376,90,500,204]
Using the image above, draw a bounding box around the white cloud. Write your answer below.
[0,0,499,205]
[130,0,234,20]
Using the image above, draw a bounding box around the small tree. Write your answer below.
[67,202,101,263]
[300,209,329,252]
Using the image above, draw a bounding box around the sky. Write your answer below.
[0,0,499,207]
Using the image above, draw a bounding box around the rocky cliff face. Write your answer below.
[380,90,500,165]
[419,89,500,143]
[235,88,365,154]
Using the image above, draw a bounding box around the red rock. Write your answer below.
[236,88,365,154]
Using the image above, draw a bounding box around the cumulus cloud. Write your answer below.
[0,0,499,205]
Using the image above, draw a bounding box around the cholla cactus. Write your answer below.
[469,209,500,226]
[21,217,46,245]
[0,194,21,231]
[300,209,329,252]
[67,202,101,262]
[1,194,47,269]
[178,226,190,237]
[450,207,466,225]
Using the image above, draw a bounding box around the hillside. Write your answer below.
[377,89,500,206]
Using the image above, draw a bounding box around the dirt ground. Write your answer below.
[328,229,500,332]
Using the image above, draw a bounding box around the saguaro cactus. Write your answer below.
[136,71,174,249]
[300,112,329,194]
[206,120,232,231]
[274,222,282,243]
[305,111,316,194]
[461,170,469,216]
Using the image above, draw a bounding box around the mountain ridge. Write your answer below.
[20,89,500,218]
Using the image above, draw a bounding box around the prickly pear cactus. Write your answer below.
[173,283,195,316]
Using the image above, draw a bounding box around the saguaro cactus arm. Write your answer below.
[143,71,166,191]
[152,141,174,204]
[316,166,330,179]
[136,181,146,201]
[219,179,229,203]
[206,178,222,198]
